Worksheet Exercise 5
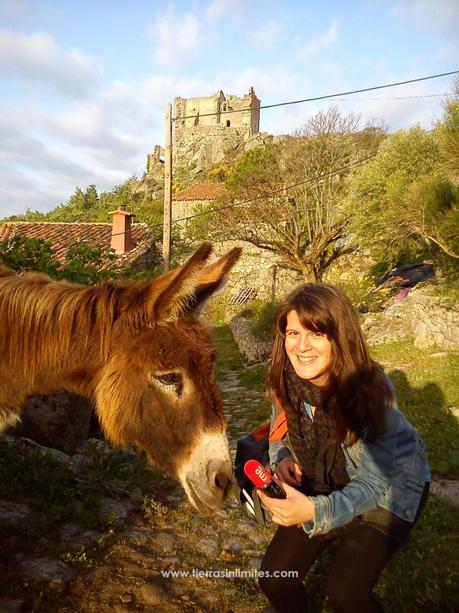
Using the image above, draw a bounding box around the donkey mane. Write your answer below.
[0,272,127,377]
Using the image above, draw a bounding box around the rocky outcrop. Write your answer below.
[8,392,93,453]
[362,287,459,349]
[228,315,272,364]
[173,131,274,181]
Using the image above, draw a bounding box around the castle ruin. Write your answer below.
[174,87,260,142]
[146,87,261,177]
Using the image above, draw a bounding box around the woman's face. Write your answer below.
[284,309,333,387]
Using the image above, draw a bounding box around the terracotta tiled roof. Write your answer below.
[173,182,226,201]
[0,221,157,269]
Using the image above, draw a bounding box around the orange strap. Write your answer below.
[268,396,288,441]
[269,411,288,441]
[250,397,288,442]
[251,422,270,441]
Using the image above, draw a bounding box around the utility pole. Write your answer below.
[162,102,172,272]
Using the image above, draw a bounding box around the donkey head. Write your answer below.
[95,244,240,512]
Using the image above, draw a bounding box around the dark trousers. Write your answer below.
[259,484,429,613]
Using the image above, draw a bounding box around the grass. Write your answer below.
[239,363,268,388]
[211,324,245,375]
[0,436,173,587]
[374,495,459,612]
[0,440,168,527]
[371,341,459,478]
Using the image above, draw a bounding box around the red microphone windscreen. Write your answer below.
[244,459,273,489]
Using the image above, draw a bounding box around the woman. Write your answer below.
[258,284,429,613]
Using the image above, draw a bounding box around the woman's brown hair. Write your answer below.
[267,284,392,444]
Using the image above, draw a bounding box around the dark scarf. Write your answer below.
[284,364,349,494]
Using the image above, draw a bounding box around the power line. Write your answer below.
[172,152,378,225]
[329,93,453,101]
[172,70,459,121]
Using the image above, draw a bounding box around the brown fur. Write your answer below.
[0,244,241,479]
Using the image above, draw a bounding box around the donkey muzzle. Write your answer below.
[178,431,233,513]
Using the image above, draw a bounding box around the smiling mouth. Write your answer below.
[297,356,318,362]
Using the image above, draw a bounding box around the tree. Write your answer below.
[188,108,381,281]
[60,243,129,284]
[0,235,59,275]
[0,235,130,283]
[347,126,458,266]
[435,77,459,185]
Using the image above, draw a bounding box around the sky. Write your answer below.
[0,0,458,218]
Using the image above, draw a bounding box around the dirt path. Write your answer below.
[14,370,274,613]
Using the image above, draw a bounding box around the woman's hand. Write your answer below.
[275,457,303,487]
[257,481,315,527]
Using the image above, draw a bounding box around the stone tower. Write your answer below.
[173,87,260,145]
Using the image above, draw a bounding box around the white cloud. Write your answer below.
[251,20,280,51]
[0,28,99,96]
[0,165,65,217]
[0,71,216,217]
[149,6,202,67]
[298,20,339,59]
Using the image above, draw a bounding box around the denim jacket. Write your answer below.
[268,393,430,538]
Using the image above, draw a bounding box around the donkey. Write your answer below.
[0,243,240,512]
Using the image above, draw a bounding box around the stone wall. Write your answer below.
[213,240,303,303]
[132,244,162,271]
[228,315,272,364]
[172,198,208,224]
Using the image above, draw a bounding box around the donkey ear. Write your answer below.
[143,243,214,324]
[188,246,242,310]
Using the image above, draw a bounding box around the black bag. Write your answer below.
[234,425,271,526]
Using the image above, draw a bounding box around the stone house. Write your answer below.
[172,182,227,233]
[0,209,160,271]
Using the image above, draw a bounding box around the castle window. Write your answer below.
[226,120,231,127]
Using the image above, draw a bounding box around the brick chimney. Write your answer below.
[109,208,134,254]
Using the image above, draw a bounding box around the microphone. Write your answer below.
[244,459,287,499]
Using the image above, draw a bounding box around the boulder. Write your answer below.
[8,392,93,453]
[363,287,459,350]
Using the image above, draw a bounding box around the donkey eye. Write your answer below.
[154,373,180,385]
[153,372,183,396]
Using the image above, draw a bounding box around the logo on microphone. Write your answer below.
[255,465,269,484]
